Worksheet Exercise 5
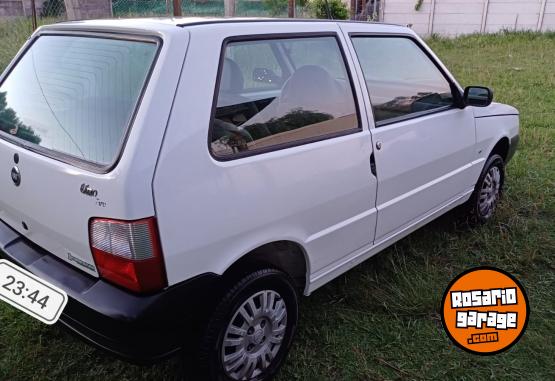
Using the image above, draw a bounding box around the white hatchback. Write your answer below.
[0,18,518,380]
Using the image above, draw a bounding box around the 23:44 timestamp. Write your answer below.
[2,275,49,309]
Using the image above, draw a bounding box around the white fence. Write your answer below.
[381,0,555,36]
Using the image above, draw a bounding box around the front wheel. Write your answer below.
[197,269,299,381]
[466,154,505,224]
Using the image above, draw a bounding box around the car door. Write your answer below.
[154,22,379,285]
[341,27,477,243]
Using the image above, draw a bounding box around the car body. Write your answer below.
[0,17,518,379]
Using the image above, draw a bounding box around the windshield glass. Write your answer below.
[0,35,157,167]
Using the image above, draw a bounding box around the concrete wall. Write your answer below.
[0,0,45,18]
[22,0,44,15]
[382,0,555,36]
[64,0,111,20]
[0,0,24,18]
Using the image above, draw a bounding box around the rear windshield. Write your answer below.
[0,35,158,168]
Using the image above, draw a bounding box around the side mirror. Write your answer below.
[463,86,493,107]
[252,68,280,85]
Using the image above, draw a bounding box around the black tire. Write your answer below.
[196,269,298,381]
[466,154,505,224]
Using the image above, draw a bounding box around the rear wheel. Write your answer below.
[197,269,298,381]
[466,154,505,224]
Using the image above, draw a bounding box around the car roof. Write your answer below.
[41,17,410,35]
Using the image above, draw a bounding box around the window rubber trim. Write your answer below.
[348,32,464,128]
[207,32,364,162]
[0,30,163,174]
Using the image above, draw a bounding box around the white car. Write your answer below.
[0,18,518,380]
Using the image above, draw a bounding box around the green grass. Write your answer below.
[0,19,32,74]
[1,29,554,380]
[0,17,64,72]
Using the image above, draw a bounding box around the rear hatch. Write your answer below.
[0,32,160,276]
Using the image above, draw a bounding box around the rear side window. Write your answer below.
[0,35,158,168]
[210,36,359,158]
[351,37,454,125]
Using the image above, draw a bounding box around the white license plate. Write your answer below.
[0,259,68,325]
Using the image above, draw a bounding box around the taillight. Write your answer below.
[89,217,167,293]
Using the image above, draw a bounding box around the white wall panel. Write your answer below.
[381,0,555,36]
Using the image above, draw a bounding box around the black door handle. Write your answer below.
[370,152,377,177]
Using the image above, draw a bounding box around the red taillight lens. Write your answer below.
[89,217,167,293]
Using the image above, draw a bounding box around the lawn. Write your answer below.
[0,27,554,380]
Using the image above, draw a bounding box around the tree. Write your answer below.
[311,0,349,20]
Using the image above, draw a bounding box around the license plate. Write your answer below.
[0,259,68,325]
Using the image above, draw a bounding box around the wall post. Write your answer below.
[30,0,37,30]
[480,0,490,33]
[427,0,436,35]
[225,0,236,16]
[173,0,182,16]
[537,0,547,31]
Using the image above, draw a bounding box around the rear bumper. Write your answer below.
[0,218,218,363]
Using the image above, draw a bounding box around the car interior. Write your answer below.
[210,38,358,156]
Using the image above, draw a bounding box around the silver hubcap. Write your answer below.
[222,290,287,380]
[478,166,501,219]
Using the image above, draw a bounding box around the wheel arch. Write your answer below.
[489,136,510,162]
[221,240,310,295]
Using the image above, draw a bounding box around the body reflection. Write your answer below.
[0,91,41,145]
[0,36,157,166]
[210,37,360,158]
